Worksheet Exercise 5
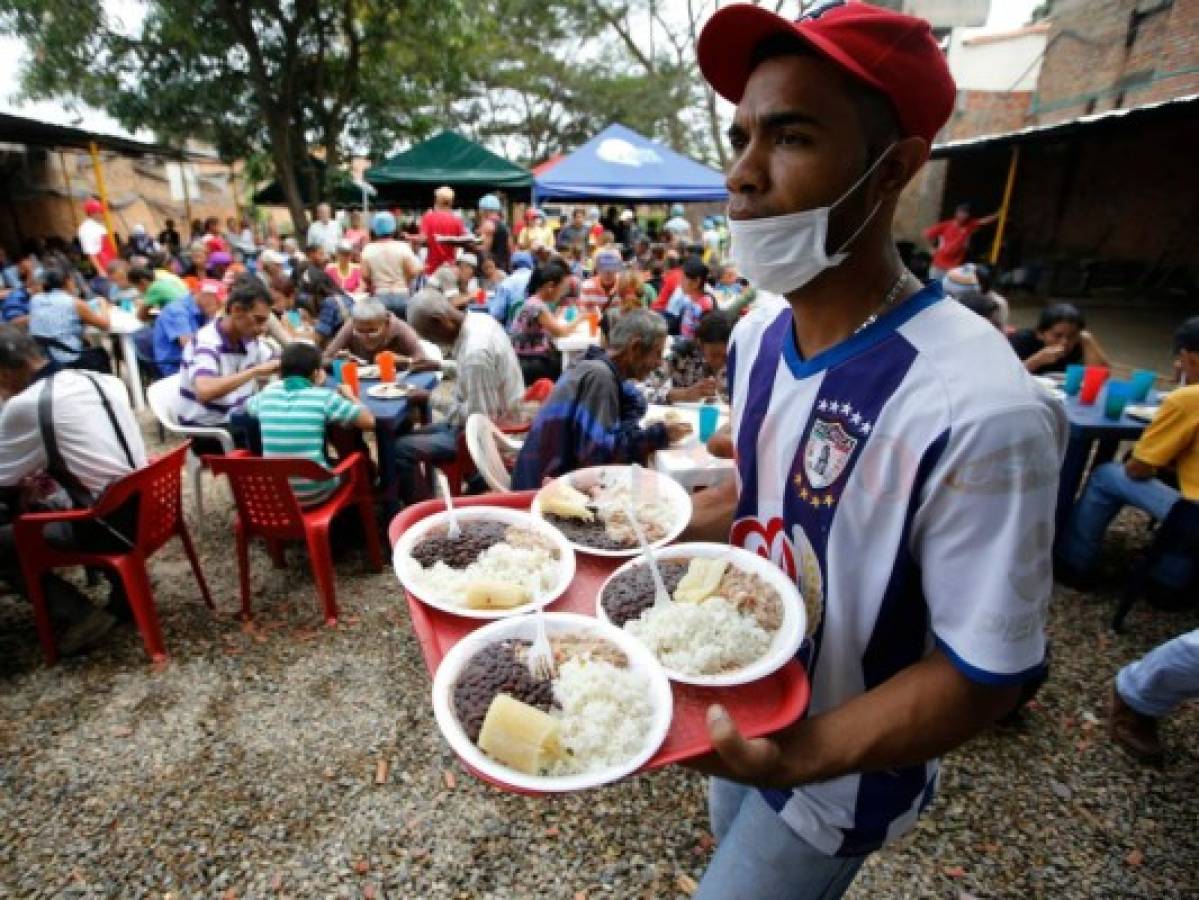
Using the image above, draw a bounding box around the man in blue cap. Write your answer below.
[663,202,693,244]
[488,250,535,326]
[361,211,421,320]
[477,194,511,271]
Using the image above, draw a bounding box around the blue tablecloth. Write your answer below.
[355,371,439,509]
[1055,389,1162,536]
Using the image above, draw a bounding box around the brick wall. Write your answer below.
[0,147,239,254]
[1034,0,1199,124]
[945,90,1033,140]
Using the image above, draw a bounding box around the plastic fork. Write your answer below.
[526,589,556,681]
[622,498,671,610]
[435,470,462,539]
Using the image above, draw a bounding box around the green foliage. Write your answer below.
[0,0,725,225]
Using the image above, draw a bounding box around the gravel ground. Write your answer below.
[0,416,1195,899]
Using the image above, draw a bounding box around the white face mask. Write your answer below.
[728,144,894,297]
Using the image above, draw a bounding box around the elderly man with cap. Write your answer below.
[662,203,693,245]
[420,187,467,276]
[488,251,536,325]
[361,211,422,319]
[477,194,512,271]
[78,198,117,275]
[152,278,226,376]
[579,250,624,316]
[680,3,1066,896]
[398,288,525,503]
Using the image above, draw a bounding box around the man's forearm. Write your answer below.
[682,476,737,543]
[194,369,255,404]
[695,651,1022,788]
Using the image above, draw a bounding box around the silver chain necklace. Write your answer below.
[853,272,910,336]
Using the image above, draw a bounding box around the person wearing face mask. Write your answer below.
[684,4,1067,897]
[1009,303,1110,375]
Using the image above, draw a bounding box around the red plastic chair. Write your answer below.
[204,451,382,625]
[15,442,214,666]
[522,378,554,404]
[432,431,476,498]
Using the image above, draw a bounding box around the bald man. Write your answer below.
[419,186,466,276]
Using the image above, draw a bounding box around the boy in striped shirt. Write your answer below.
[246,342,374,506]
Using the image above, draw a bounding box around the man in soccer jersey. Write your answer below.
[683,4,1067,897]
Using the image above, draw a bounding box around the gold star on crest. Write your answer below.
[809,495,823,508]
[793,473,805,490]
[823,494,836,507]
[799,487,810,501]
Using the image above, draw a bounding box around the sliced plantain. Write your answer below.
[673,558,730,605]
[477,693,565,774]
[464,580,531,609]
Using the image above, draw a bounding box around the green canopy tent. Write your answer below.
[364,131,533,209]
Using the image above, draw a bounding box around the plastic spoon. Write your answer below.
[621,498,671,610]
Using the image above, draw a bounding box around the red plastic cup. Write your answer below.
[376,351,396,383]
[1078,366,1109,405]
[342,360,360,398]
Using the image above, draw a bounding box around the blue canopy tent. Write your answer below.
[532,124,727,204]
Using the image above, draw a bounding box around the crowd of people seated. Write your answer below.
[1,187,1195,671]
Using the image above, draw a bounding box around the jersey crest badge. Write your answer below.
[804,418,857,490]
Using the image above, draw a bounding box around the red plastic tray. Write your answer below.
[388,491,810,790]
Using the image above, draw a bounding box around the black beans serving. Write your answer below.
[601,561,690,627]
[453,640,555,742]
[411,522,511,569]
[543,513,633,550]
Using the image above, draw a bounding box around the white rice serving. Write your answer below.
[592,479,676,542]
[407,542,558,606]
[547,657,654,775]
[625,597,774,675]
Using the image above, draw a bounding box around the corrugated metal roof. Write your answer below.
[930,93,1199,158]
[0,111,216,160]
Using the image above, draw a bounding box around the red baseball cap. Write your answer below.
[83,198,104,215]
[697,1,956,147]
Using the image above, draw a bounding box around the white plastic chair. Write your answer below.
[465,413,523,493]
[146,374,235,515]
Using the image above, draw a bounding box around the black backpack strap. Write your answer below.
[79,372,137,470]
[37,375,95,508]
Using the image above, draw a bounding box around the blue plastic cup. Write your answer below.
[563,305,578,323]
[1129,369,1156,403]
[120,297,134,313]
[698,404,720,442]
[329,358,344,385]
[1103,380,1131,420]
[1063,363,1085,396]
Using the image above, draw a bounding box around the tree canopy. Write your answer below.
[0,0,783,230]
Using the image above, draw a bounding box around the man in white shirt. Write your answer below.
[306,204,343,256]
[682,4,1066,897]
[0,327,148,654]
[78,198,115,275]
[400,288,524,502]
[361,211,422,319]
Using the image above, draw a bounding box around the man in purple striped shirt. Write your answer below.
[170,276,279,441]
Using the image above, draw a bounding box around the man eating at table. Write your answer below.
[399,288,525,503]
[682,4,1065,897]
[1056,316,1199,593]
[511,310,692,489]
[245,342,374,507]
[321,298,438,373]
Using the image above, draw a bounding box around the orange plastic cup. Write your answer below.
[342,360,360,398]
[376,351,396,383]
[587,309,600,337]
[1078,365,1109,405]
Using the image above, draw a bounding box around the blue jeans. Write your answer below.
[1058,462,1192,587]
[1117,628,1199,718]
[695,779,867,900]
[395,422,459,505]
[374,291,409,321]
